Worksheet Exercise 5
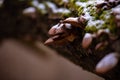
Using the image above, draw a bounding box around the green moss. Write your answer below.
[85,26,97,33]
[78,0,88,2]
[107,15,116,34]
[99,10,116,34]
[77,7,84,16]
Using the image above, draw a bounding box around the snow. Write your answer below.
[32,0,39,7]
[38,3,46,10]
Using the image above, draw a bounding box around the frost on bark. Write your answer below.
[0,0,120,80]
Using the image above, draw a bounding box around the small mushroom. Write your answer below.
[96,52,120,73]
[62,17,79,23]
[95,41,108,50]
[48,27,56,36]
[44,37,54,45]
[97,29,109,37]
[48,24,59,36]
[44,35,60,45]
[82,33,93,49]
[61,17,86,29]
[45,16,85,46]
[45,22,76,45]
[48,23,66,36]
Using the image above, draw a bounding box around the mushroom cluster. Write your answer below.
[45,16,87,45]
[44,0,120,74]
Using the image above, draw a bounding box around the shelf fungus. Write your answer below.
[95,52,120,73]
[44,17,86,45]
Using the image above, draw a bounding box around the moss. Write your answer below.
[85,26,97,33]
[100,10,116,34]
[78,0,88,2]
[29,0,117,38]
[66,1,116,31]
[108,15,117,34]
